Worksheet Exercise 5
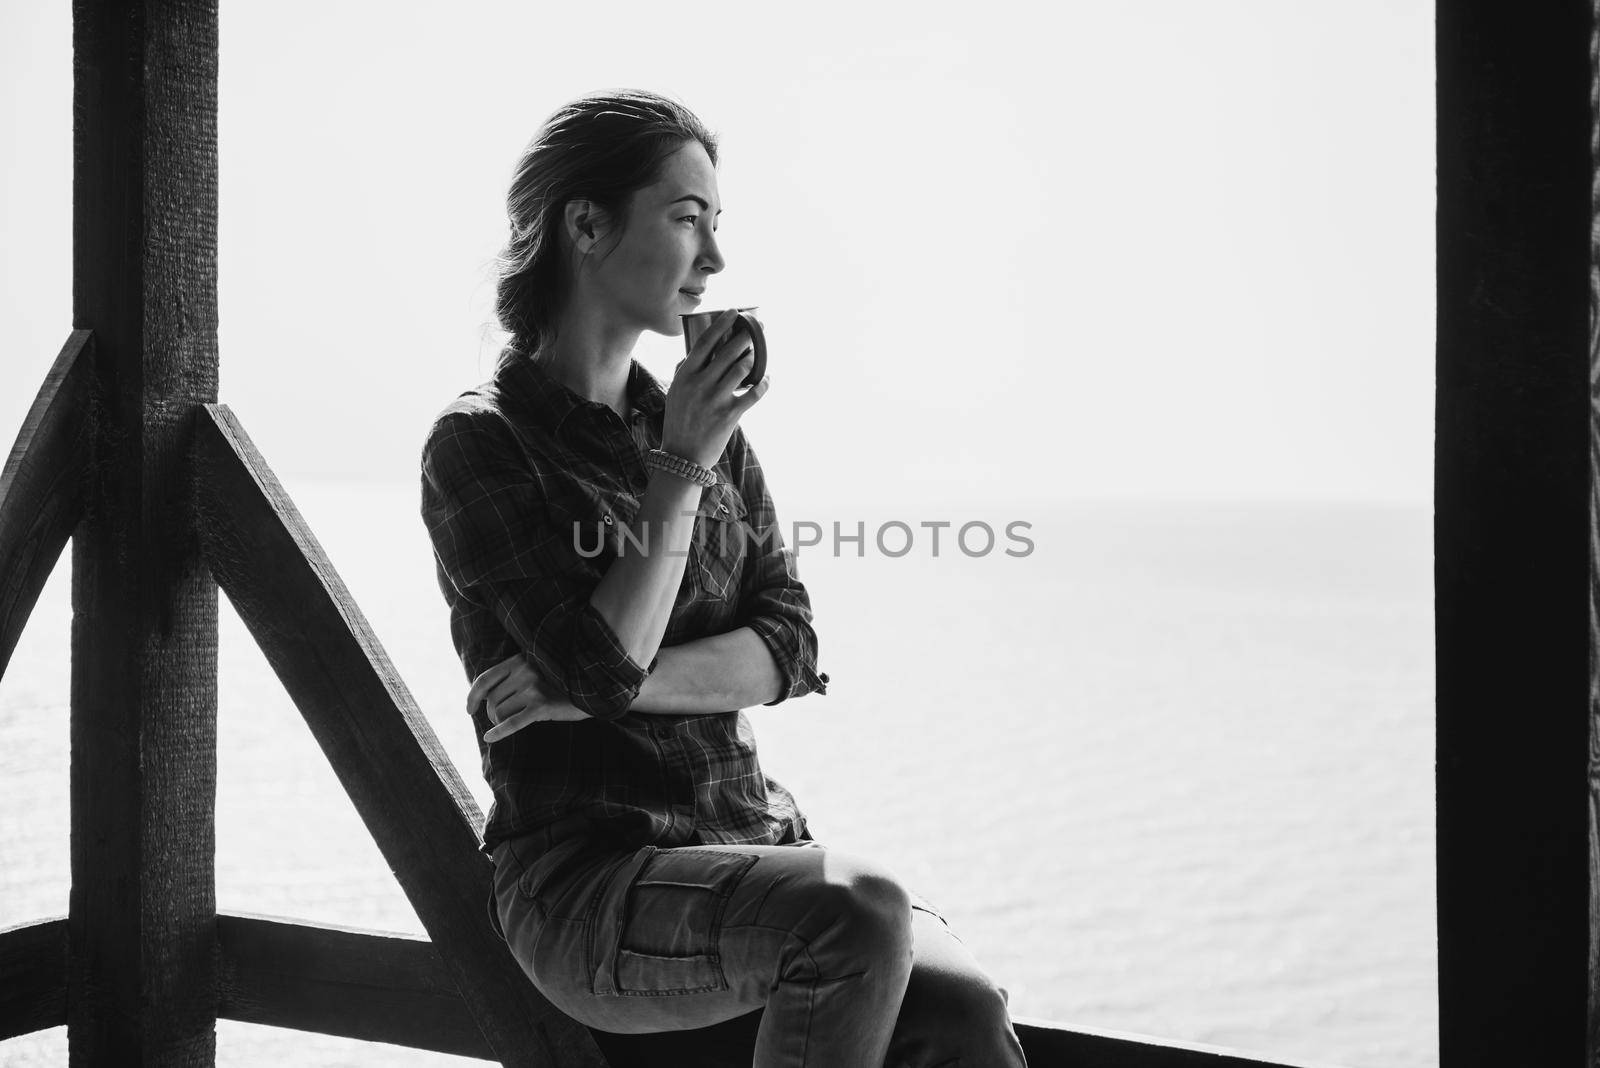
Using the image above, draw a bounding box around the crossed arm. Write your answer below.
[470,627,782,741]
[425,417,824,743]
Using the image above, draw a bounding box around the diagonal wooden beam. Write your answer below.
[0,331,91,680]
[192,404,605,1068]
[0,917,67,1042]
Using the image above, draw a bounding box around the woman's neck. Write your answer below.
[538,304,643,418]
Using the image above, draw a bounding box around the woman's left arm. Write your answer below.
[475,627,778,737]
[473,629,774,738]
[629,627,783,713]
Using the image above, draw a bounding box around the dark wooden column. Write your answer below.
[1590,2,1600,1059]
[68,0,220,1063]
[1436,1,1594,1064]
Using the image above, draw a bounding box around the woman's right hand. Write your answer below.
[469,652,588,743]
[661,308,771,469]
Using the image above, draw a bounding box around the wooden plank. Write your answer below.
[208,909,1340,1068]
[192,404,605,1067]
[215,915,773,1068]
[215,913,493,1058]
[1436,1,1594,1064]
[0,917,67,1041]
[69,0,220,1063]
[0,331,91,680]
[1011,1018,1342,1068]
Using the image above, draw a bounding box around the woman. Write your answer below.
[421,89,1028,1066]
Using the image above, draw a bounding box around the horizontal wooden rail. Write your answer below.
[191,404,604,1067]
[0,916,67,1041]
[0,917,1360,1065]
[216,913,492,1058]
[207,915,1325,1067]
[1011,1017,1344,1068]
[0,331,91,680]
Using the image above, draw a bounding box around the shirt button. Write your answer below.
[718,503,728,513]
[603,514,614,525]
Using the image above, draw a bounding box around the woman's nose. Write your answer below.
[698,231,725,275]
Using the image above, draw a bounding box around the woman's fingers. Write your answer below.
[483,707,541,744]
[486,660,559,724]
[716,344,758,392]
[732,373,771,409]
[686,308,742,366]
[466,655,518,712]
[469,653,553,723]
[482,701,590,743]
[488,668,536,711]
[708,325,753,373]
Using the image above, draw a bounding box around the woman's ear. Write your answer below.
[563,199,616,252]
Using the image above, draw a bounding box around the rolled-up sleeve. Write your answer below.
[420,411,653,721]
[729,430,829,706]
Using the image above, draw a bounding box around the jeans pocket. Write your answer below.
[595,847,758,997]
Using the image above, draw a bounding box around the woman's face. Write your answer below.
[588,139,725,337]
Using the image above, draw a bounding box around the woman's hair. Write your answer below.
[494,90,718,367]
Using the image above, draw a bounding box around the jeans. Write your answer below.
[490,831,1030,1068]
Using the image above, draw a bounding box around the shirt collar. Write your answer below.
[496,349,667,435]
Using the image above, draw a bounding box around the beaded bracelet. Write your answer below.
[644,448,718,487]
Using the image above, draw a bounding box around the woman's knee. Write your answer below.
[800,858,915,972]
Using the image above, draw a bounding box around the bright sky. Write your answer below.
[2,0,1433,509]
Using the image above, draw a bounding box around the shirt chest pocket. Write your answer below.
[687,482,749,604]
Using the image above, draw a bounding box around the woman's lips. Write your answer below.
[680,290,702,303]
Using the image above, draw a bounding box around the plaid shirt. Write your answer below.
[420,353,828,855]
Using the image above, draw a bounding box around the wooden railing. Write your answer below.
[0,334,1338,1067]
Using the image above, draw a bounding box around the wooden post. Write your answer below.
[68,0,220,1063]
[1436,1,1594,1063]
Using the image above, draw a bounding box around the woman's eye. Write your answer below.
[679,215,699,226]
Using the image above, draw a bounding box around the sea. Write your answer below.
[0,484,1436,1068]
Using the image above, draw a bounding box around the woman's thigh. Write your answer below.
[493,836,1022,1061]
[495,838,885,1035]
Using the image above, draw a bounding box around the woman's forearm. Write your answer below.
[588,469,702,670]
[628,628,783,714]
